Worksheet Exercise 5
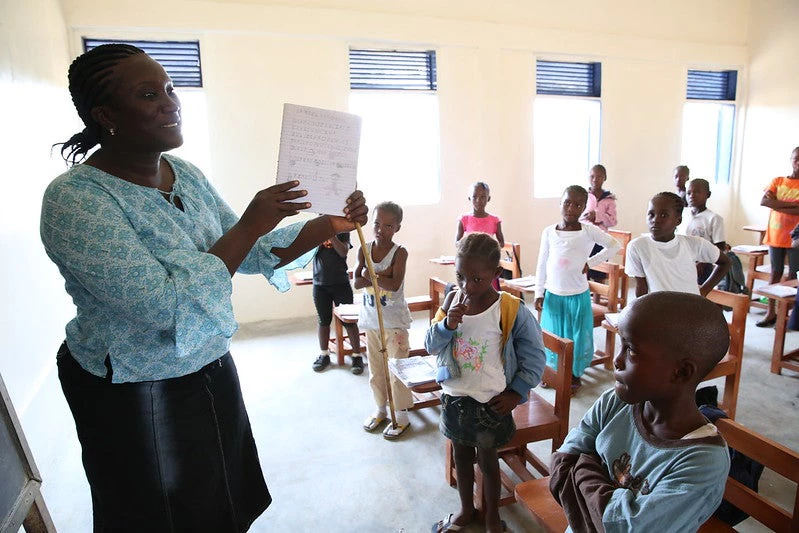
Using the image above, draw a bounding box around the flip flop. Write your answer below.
[431,513,463,532]
[363,415,386,432]
[383,422,410,440]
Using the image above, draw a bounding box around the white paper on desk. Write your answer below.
[731,244,769,253]
[275,104,361,216]
[508,276,537,288]
[604,312,621,328]
[389,355,437,388]
[758,285,797,298]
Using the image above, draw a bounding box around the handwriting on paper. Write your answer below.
[276,104,361,216]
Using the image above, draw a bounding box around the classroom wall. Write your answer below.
[735,0,799,236]
[57,0,749,326]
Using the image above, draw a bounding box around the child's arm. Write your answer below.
[425,291,460,374]
[352,247,370,289]
[374,246,407,292]
[698,244,731,297]
[634,277,649,297]
[534,227,551,311]
[495,221,505,248]
[585,224,621,266]
[490,304,546,411]
[761,189,799,214]
[455,220,465,244]
[328,233,349,258]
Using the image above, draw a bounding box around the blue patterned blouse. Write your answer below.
[41,154,311,383]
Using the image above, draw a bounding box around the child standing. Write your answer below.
[456,182,505,247]
[426,233,546,533]
[535,185,620,394]
[580,164,618,281]
[758,146,799,327]
[674,165,690,206]
[550,291,731,531]
[311,232,363,374]
[354,201,414,440]
[681,179,727,284]
[626,192,730,297]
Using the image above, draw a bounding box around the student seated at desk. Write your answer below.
[681,179,727,284]
[427,233,545,533]
[550,292,730,532]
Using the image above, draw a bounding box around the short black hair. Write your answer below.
[374,201,403,224]
[456,232,501,269]
[675,165,690,175]
[472,182,490,195]
[564,185,589,204]
[625,291,729,379]
[688,178,711,194]
[591,164,607,176]
[652,191,684,217]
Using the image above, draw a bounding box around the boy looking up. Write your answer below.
[550,291,731,532]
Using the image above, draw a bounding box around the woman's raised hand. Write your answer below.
[239,181,310,238]
[329,190,368,233]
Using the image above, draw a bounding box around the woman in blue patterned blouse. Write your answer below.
[41,44,368,532]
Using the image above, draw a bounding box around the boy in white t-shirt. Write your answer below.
[626,192,731,297]
[681,179,727,283]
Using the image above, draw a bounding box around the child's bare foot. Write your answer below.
[431,511,474,532]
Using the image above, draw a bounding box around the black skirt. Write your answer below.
[57,343,270,532]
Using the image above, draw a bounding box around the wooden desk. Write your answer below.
[731,246,769,309]
[754,279,799,375]
[291,270,314,286]
[742,224,767,245]
[387,355,442,411]
[502,276,537,295]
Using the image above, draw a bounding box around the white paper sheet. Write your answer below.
[275,103,361,216]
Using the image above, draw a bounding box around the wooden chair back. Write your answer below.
[500,242,522,279]
[429,276,450,323]
[698,418,799,533]
[608,229,632,308]
[703,289,749,419]
[445,329,574,510]
[516,418,799,533]
[588,261,620,327]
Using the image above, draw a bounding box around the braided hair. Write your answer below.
[456,232,501,270]
[653,191,685,217]
[57,43,145,166]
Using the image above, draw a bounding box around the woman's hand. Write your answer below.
[329,190,368,233]
[534,297,544,312]
[239,181,310,239]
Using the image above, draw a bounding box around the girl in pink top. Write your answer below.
[579,164,617,231]
[456,182,505,247]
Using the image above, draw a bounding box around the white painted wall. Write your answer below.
[6,0,799,527]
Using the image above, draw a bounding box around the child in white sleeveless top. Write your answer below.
[354,202,413,440]
[426,233,546,533]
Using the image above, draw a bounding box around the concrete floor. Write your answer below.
[24,302,799,532]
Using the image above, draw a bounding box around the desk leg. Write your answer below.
[772,299,788,375]
[604,328,616,370]
[334,315,346,366]
[745,255,760,296]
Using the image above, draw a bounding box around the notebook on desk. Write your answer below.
[731,244,769,253]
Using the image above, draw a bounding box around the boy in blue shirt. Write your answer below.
[550,291,730,532]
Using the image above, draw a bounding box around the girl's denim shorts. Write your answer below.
[440,393,516,449]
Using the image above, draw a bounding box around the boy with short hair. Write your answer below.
[674,165,690,206]
[354,201,414,440]
[310,232,363,374]
[682,178,727,283]
[550,291,731,532]
[626,192,731,297]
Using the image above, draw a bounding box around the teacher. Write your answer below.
[40,43,367,532]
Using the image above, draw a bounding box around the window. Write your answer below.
[533,61,602,199]
[82,38,212,175]
[680,70,737,185]
[348,49,440,205]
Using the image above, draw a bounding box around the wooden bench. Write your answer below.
[445,330,574,510]
[588,262,621,370]
[515,418,799,533]
[498,242,522,297]
[330,292,434,365]
[607,229,632,309]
